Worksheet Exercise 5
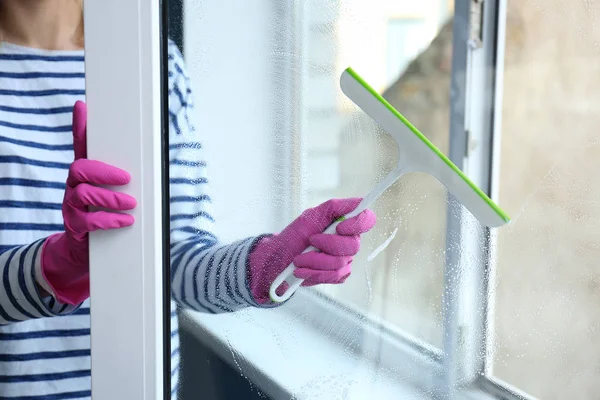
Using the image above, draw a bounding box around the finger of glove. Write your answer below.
[68,183,137,211]
[309,233,360,256]
[72,101,87,160]
[297,198,362,235]
[293,251,352,271]
[336,209,377,236]
[78,210,135,232]
[295,262,352,284]
[67,159,131,187]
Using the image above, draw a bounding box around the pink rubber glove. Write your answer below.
[248,198,376,304]
[39,101,137,305]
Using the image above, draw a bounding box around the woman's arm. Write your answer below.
[0,241,81,325]
[167,42,376,313]
[167,42,267,313]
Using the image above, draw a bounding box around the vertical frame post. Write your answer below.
[442,0,505,394]
[84,0,165,398]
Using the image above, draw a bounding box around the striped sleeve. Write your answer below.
[0,239,80,325]
[167,42,275,313]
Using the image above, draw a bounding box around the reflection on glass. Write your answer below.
[302,0,453,346]
[494,1,600,398]
[174,0,456,399]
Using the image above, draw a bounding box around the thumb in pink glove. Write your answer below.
[248,198,376,304]
[40,101,137,305]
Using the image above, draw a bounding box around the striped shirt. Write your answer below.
[0,40,269,399]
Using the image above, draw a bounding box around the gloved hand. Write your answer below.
[248,198,376,303]
[39,101,137,305]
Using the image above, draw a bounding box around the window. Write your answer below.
[86,0,596,399]
[178,0,512,398]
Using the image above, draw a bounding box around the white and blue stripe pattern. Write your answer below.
[0,40,269,399]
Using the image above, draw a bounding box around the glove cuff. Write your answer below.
[40,233,89,305]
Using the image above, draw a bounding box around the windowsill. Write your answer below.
[179,290,505,400]
[179,292,429,400]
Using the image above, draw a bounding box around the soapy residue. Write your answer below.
[367,228,398,262]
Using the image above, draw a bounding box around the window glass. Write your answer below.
[301,0,454,347]
[173,0,459,398]
[493,1,600,398]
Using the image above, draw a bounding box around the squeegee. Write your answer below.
[269,67,510,303]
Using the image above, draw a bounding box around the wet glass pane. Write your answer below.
[493,1,600,398]
[171,0,455,399]
[303,2,453,346]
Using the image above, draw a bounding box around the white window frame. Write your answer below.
[467,1,536,399]
[84,0,167,399]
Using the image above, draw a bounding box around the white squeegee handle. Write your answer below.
[269,168,404,303]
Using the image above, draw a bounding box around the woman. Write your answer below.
[0,1,376,398]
